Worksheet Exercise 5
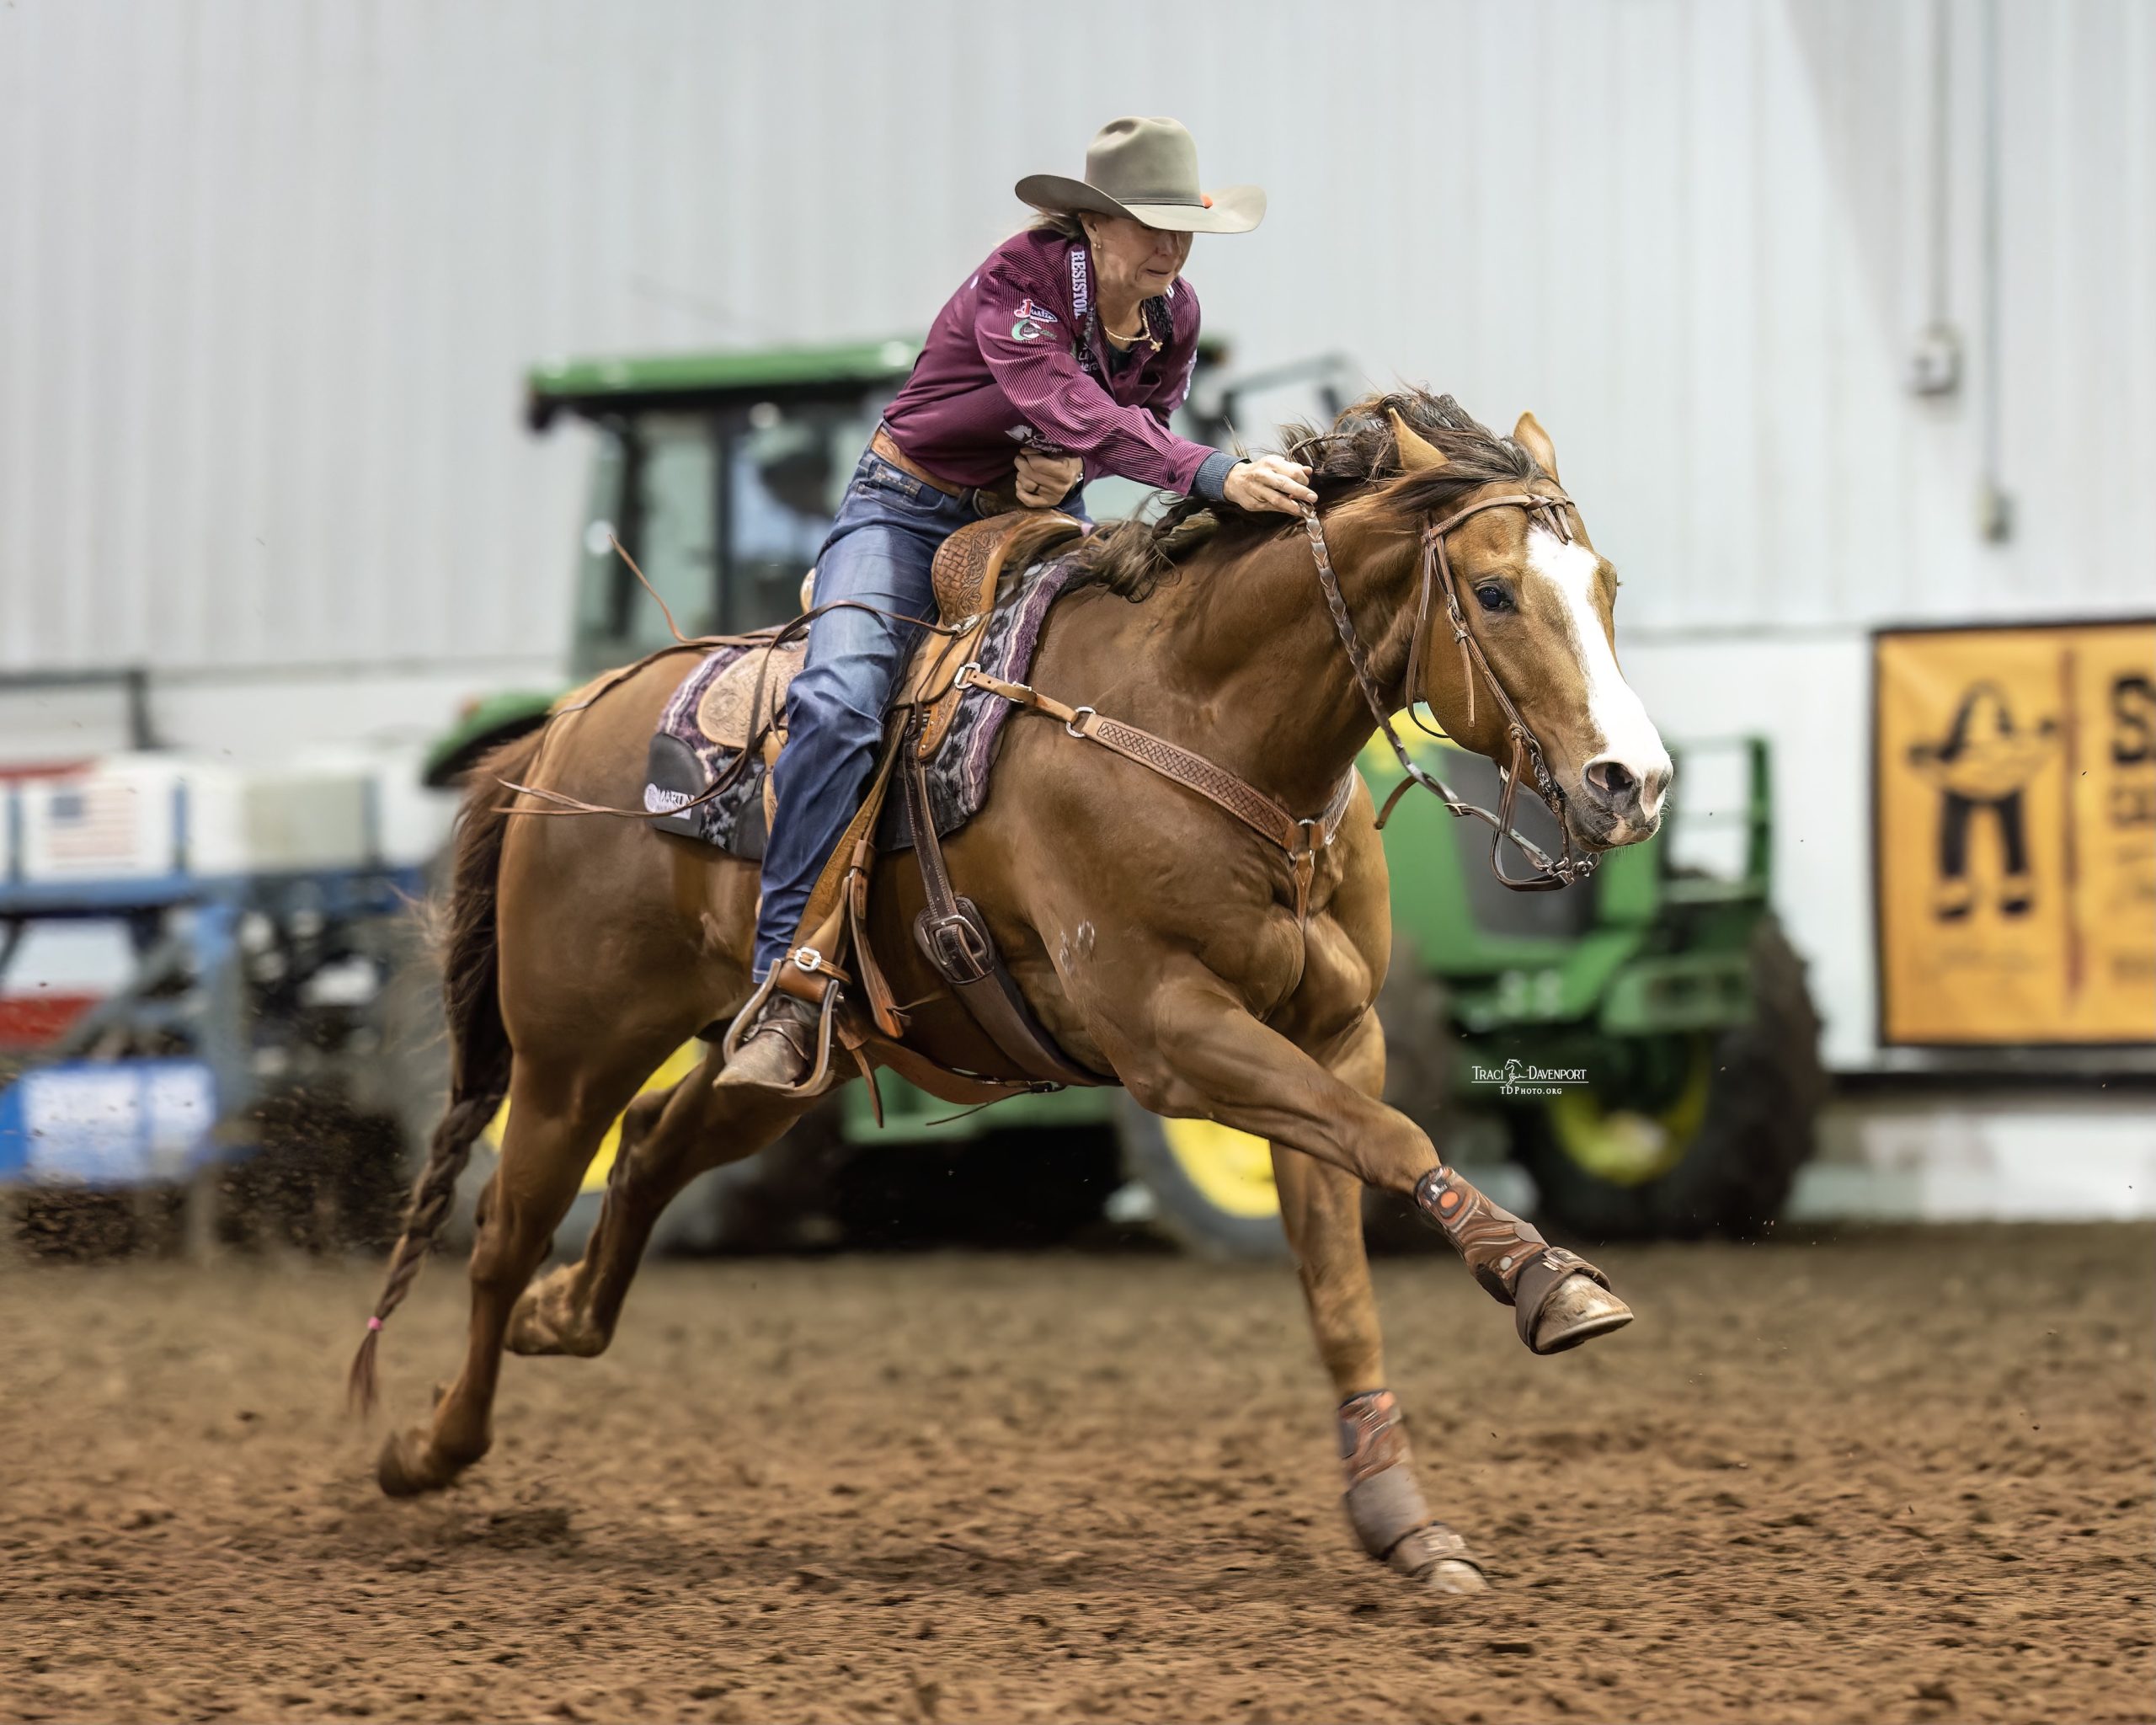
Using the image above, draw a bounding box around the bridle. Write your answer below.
[1299,486,1600,892]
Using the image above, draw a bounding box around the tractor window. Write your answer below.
[619,414,719,652]
[721,398,884,630]
[570,428,628,660]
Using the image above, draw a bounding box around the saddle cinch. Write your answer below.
[670,508,1105,1109]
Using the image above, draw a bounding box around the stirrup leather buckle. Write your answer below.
[918,908,993,985]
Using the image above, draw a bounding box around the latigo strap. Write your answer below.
[900,714,1107,1089]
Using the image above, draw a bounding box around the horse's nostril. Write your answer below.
[1584,757,1637,806]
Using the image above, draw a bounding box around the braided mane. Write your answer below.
[1070,389,1545,601]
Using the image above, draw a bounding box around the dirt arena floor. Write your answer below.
[2,1224,2150,1724]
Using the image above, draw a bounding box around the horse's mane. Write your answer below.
[1070,389,1545,601]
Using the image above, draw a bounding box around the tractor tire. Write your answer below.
[1514,916,1826,1241]
[1116,1096,1289,1260]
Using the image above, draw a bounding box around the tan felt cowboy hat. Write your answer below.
[1016,116,1265,235]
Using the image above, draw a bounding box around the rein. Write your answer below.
[1299,490,1598,892]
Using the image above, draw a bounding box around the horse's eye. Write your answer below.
[1475,584,1513,614]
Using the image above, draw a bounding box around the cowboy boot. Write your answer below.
[715,993,821,1091]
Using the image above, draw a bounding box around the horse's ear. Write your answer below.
[1388,409,1449,473]
[1513,411,1560,481]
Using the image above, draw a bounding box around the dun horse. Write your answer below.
[350,391,1672,1591]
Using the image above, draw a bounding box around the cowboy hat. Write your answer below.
[1016,116,1265,235]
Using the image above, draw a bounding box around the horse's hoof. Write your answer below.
[1386,1525,1490,1594]
[1531,1273,1634,1354]
[376,1428,451,1498]
[1417,1557,1490,1595]
[505,1270,606,1358]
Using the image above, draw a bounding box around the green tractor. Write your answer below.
[427,340,1824,1253]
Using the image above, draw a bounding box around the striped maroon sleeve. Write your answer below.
[974,256,1216,492]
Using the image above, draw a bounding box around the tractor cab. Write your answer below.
[537,340,922,663]
[425,340,919,784]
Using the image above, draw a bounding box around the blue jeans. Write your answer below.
[753,450,1082,979]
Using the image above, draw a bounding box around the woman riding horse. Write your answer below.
[723,115,1319,1090]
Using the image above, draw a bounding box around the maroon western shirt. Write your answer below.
[879,228,1217,493]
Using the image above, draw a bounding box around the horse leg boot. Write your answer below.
[510,1051,816,1357]
[1129,971,1629,1355]
[376,1049,653,1497]
[1413,1165,1632,1354]
[1272,1107,1486,1595]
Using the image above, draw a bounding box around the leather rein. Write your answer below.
[1299,487,1598,893]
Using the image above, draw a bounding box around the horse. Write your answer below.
[349,390,1673,1594]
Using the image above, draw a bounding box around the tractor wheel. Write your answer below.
[1115,939,1459,1260]
[1116,1097,1289,1260]
[1514,916,1826,1241]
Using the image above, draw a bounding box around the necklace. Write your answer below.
[1101,306,1147,347]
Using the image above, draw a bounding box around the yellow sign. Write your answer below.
[1875,621,2156,1045]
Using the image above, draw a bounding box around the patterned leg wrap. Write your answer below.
[1337,1390,1481,1583]
[1414,1165,1614,1351]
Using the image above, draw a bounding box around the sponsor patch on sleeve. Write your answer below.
[1010,297,1059,342]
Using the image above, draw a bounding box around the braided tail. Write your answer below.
[347,729,540,1414]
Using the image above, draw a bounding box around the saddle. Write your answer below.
[712,507,1095,1107]
[660,508,1081,853]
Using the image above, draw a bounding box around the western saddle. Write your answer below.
[718,506,1099,1109]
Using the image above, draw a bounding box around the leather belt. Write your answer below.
[869,425,1016,518]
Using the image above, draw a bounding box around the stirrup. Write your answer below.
[718,958,842,1097]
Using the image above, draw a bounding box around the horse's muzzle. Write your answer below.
[1571,753,1670,849]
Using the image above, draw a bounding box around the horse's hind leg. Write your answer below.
[376,1040,669,1497]
[508,1049,814,1359]
[1272,1016,1486,1594]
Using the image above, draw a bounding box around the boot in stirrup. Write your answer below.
[716,992,822,1092]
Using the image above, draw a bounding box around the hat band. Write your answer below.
[1092,184,1205,208]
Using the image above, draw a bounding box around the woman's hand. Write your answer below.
[1222,453,1318,515]
[1015,448,1084,509]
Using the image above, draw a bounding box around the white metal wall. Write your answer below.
[3,0,2149,679]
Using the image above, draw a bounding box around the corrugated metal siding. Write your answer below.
[2,0,2149,676]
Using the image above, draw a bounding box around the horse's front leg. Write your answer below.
[1119,969,1630,1355]
[1272,1012,1486,1593]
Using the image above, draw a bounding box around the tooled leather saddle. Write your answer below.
[654,507,1100,1103]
